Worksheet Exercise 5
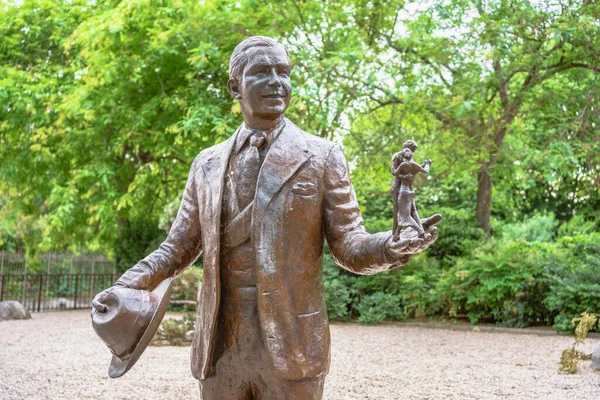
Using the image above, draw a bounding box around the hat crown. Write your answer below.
[92,288,158,359]
[91,278,173,378]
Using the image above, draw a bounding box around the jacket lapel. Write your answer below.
[253,120,312,225]
[201,125,241,241]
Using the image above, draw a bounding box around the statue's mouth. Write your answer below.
[263,93,286,99]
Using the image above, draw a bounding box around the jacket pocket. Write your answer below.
[291,181,317,196]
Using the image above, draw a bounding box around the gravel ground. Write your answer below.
[1,310,599,399]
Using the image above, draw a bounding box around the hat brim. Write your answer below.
[108,278,173,378]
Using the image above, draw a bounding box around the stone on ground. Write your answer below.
[0,301,31,322]
[592,343,600,371]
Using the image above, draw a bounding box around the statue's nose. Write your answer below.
[267,68,281,87]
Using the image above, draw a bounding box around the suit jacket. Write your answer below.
[117,119,400,381]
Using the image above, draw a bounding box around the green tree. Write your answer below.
[279,0,600,235]
[0,0,293,255]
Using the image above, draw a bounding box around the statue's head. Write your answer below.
[403,139,418,153]
[227,36,292,123]
[401,147,413,161]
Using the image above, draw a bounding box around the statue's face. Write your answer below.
[236,45,292,120]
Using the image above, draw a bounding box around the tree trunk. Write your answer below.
[476,165,492,237]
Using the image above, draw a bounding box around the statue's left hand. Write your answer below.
[386,214,442,264]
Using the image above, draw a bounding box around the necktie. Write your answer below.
[236,130,267,210]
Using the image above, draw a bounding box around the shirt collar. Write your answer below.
[235,118,286,154]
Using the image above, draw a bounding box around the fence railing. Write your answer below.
[0,251,115,276]
[0,251,117,312]
[0,273,116,312]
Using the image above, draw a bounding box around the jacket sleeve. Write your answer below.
[116,156,203,290]
[323,144,405,275]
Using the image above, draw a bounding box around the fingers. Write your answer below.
[91,298,107,313]
[389,224,440,258]
[415,226,439,253]
[388,220,440,259]
[388,235,424,256]
[429,226,439,243]
[91,288,112,313]
[391,237,411,250]
[407,237,424,252]
[421,214,442,229]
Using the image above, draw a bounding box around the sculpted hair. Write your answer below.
[228,36,290,81]
[403,140,418,152]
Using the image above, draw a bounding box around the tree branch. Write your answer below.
[383,34,458,76]
[493,60,510,108]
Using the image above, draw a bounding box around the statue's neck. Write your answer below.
[243,115,285,131]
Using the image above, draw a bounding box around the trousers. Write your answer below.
[199,242,325,400]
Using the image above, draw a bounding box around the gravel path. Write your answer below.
[1,310,599,399]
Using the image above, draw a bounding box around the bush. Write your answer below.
[423,207,486,264]
[323,248,442,324]
[557,214,597,238]
[435,240,555,327]
[355,292,405,324]
[169,267,203,311]
[395,253,443,318]
[322,268,353,320]
[544,234,600,332]
[321,212,600,332]
[500,212,556,243]
[323,246,405,324]
[151,313,195,346]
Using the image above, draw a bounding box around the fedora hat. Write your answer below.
[91,278,173,378]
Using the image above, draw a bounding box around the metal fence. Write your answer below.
[0,251,115,276]
[0,273,116,312]
[0,251,117,312]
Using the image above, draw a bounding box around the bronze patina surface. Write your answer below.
[391,140,432,240]
[92,36,441,399]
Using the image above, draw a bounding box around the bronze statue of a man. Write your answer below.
[93,36,440,399]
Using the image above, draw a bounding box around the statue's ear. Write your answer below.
[228,78,242,99]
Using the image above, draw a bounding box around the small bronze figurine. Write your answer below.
[391,140,431,241]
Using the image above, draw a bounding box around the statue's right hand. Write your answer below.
[91,282,128,313]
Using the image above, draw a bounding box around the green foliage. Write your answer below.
[434,240,554,327]
[1,0,598,334]
[152,312,195,346]
[500,212,556,243]
[557,215,598,238]
[543,234,600,332]
[323,214,600,332]
[113,216,164,272]
[170,266,202,311]
[429,229,600,330]
[323,245,407,324]
[393,253,442,319]
[322,258,352,321]
[324,249,440,324]
[424,207,486,264]
[0,0,294,253]
[355,292,406,324]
